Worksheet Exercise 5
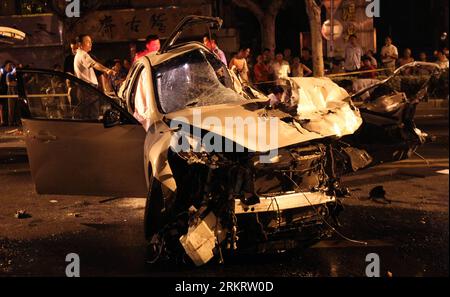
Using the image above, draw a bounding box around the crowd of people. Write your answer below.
[226,45,314,94]
[341,35,449,78]
[1,31,449,127]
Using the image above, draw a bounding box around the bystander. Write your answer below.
[381,37,399,74]
[229,48,251,82]
[74,34,116,88]
[344,34,363,72]
[290,57,312,77]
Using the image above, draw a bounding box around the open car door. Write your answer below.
[17,69,147,197]
[159,15,223,53]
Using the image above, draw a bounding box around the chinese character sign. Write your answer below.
[72,6,211,43]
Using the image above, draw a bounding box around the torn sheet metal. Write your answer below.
[289,77,363,137]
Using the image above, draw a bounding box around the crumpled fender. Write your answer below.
[144,120,177,192]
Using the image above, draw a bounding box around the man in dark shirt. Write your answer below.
[63,38,78,74]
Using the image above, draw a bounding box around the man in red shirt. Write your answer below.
[133,35,160,62]
[359,56,377,79]
[253,54,272,94]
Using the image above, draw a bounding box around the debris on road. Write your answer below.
[68,212,81,218]
[180,211,224,266]
[14,210,31,219]
[369,186,392,204]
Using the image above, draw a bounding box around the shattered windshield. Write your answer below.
[154,49,245,114]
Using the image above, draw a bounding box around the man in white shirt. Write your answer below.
[380,37,398,74]
[74,34,115,87]
[344,34,363,72]
[272,53,290,85]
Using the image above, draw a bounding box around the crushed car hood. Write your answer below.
[165,78,362,152]
[166,103,325,152]
[290,77,363,137]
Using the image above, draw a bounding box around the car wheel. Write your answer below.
[144,177,165,240]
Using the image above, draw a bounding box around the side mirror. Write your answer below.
[103,109,121,128]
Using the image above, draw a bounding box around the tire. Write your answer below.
[143,177,165,240]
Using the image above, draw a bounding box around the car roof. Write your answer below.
[145,42,207,67]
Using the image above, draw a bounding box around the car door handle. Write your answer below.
[34,131,58,142]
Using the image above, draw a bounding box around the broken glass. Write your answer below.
[154,49,245,114]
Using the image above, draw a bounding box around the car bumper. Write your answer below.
[235,191,336,214]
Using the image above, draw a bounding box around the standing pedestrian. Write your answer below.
[6,62,19,126]
[203,35,227,66]
[380,36,398,74]
[133,35,160,62]
[272,53,290,82]
[398,48,415,66]
[229,48,251,82]
[74,34,116,88]
[344,34,363,72]
[290,57,312,77]
[398,48,415,74]
[253,54,271,93]
[0,61,13,126]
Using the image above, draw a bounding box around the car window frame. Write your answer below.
[152,48,243,114]
[126,65,145,115]
[17,68,140,125]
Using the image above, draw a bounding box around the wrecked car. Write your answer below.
[15,16,441,267]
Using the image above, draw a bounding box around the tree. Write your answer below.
[231,0,286,52]
[305,0,325,77]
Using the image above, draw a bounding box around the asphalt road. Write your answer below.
[0,127,448,277]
